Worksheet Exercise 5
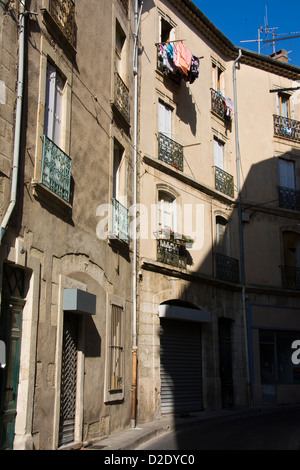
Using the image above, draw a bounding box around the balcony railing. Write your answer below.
[211,88,226,119]
[215,252,239,284]
[157,238,187,268]
[41,135,71,202]
[112,198,129,244]
[114,72,130,123]
[158,133,184,171]
[281,265,300,290]
[49,0,75,45]
[278,186,300,211]
[215,167,234,198]
[274,115,300,142]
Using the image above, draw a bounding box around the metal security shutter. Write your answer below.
[160,319,203,414]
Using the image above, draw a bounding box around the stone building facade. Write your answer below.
[0,0,136,450]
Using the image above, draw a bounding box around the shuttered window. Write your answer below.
[44,62,66,149]
[109,305,123,392]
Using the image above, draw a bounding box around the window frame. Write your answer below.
[104,295,126,403]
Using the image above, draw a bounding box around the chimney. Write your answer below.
[269,49,289,63]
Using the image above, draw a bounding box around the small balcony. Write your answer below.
[114,72,130,124]
[158,133,184,171]
[40,135,71,203]
[215,252,240,284]
[274,115,300,142]
[211,89,233,126]
[281,265,300,290]
[278,186,300,211]
[215,167,234,198]
[157,238,187,269]
[49,0,75,45]
[112,198,129,244]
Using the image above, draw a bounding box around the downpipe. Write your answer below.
[0,1,26,244]
[233,50,251,404]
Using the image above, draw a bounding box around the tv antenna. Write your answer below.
[240,6,300,60]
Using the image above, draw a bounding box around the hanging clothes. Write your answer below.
[173,41,192,76]
[225,97,234,116]
[160,43,177,74]
[187,55,200,84]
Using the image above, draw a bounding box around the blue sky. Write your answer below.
[192,1,300,68]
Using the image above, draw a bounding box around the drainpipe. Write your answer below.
[131,0,143,428]
[233,49,251,403]
[0,1,26,244]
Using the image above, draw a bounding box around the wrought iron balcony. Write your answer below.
[158,133,184,171]
[278,186,300,211]
[114,72,130,123]
[41,135,71,203]
[281,265,300,290]
[215,167,234,198]
[49,0,75,45]
[215,252,239,284]
[157,238,187,268]
[112,198,129,244]
[211,88,226,119]
[274,115,300,142]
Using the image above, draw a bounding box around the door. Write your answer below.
[260,332,277,405]
[59,312,79,447]
[160,319,202,414]
[218,318,233,408]
[0,299,24,450]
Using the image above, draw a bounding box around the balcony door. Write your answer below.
[158,100,172,138]
[279,159,295,190]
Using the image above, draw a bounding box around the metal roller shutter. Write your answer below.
[160,319,203,414]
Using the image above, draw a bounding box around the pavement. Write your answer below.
[78,406,281,451]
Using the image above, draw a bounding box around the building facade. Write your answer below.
[136,0,300,423]
[0,0,300,451]
[0,0,136,450]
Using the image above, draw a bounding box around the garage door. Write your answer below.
[160,319,203,414]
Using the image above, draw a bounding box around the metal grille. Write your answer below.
[273,114,300,142]
[157,239,187,268]
[211,88,226,119]
[2,264,25,298]
[215,166,234,198]
[215,252,240,284]
[280,265,300,290]
[109,305,123,391]
[112,198,129,244]
[114,72,130,123]
[49,0,75,45]
[158,133,184,171]
[41,135,72,203]
[278,186,300,211]
[59,313,79,446]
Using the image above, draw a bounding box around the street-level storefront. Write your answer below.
[158,303,211,414]
[249,303,300,405]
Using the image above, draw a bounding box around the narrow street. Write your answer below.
[137,406,300,450]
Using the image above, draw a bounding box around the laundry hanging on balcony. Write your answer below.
[158,41,200,84]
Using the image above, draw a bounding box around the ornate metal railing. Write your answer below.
[49,0,75,45]
[41,135,71,202]
[215,252,239,284]
[278,186,300,211]
[158,132,184,171]
[274,115,300,142]
[157,238,187,268]
[281,265,300,290]
[114,72,130,123]
[112,198,129,244]
[215,166,234,198]
[211,88,226,119]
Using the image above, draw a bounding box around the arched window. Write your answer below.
[158,190,177,232]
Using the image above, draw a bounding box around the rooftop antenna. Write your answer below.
[240,5,300,62]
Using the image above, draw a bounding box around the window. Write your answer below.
[112,139,129,243]
[212,62,224,94]
[158,191,177,232]
[281,231,300,289]
[109,304,124,392]
[278,159,299,211]
[216,216,229,256]
[159,15,175,43]
[278,93,290,118]
[44,62,66,149]
[279,159,295,190]
[115,20,126,79]
[214,137,224,170]
[105,296,125,402]
[158,100,172,138]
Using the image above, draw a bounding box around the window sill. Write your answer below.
[31,181,72,217]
